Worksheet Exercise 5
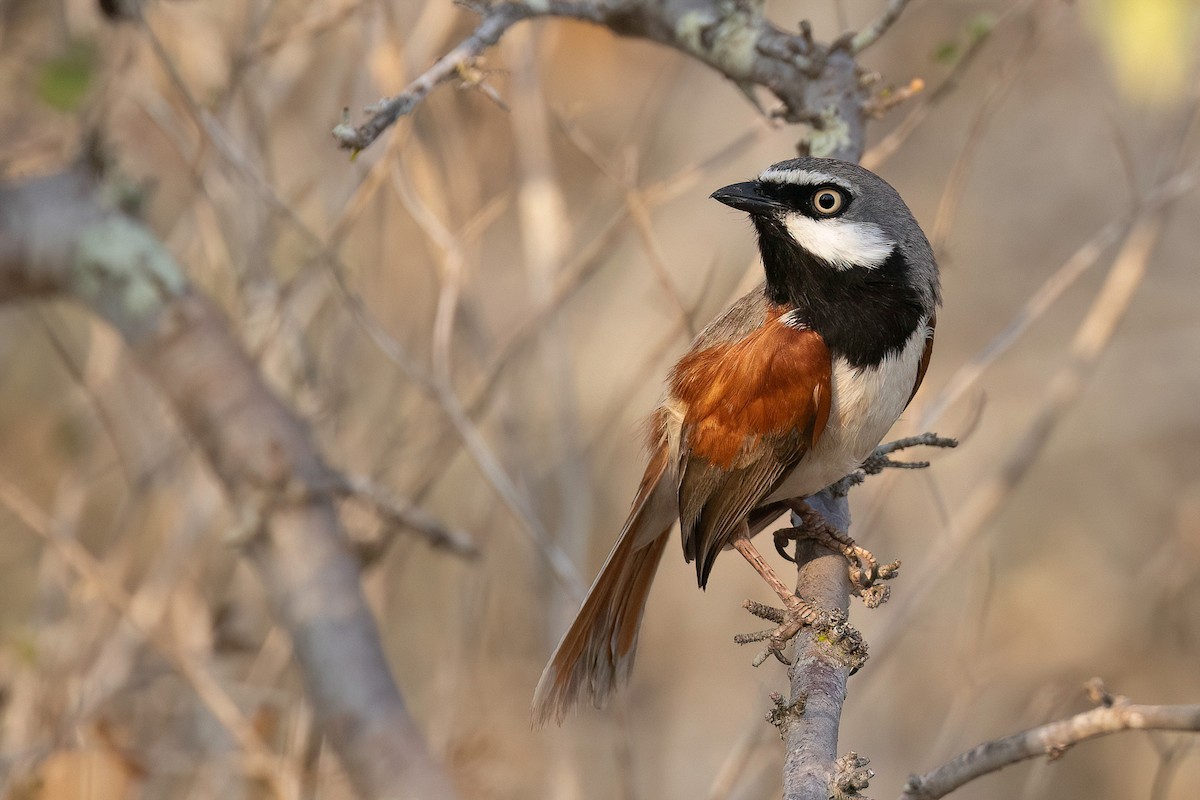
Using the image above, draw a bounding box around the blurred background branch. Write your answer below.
[0,168,458,799]
[900,681,1200,800]
[1,0,1199,798]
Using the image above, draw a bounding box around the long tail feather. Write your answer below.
[531,446,673,727]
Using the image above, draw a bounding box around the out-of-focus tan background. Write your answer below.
[2,0,1200,797]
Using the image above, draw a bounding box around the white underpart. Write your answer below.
[766,318,931,503]
[783,214,895,270]
[758,167,852,193]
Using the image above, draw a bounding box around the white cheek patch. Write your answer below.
[783,214,895,270]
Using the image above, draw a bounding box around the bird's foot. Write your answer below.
[735,595,824,666]
[736,600,868,671]
[773,502,900,604]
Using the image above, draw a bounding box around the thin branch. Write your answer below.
[333,2,575,151]
[917,157,1200,429]
[388,160,586,598]
[137,9,450,402]
[332,0,857,154]
[706,719,767,800]
[869,208,1171,668]
[506,30,595,608]
[254,0,364,57]
[900,683,1200,800]
[556,118,698,337]
[850,0,913,53]
[1147,735,1192,800]
[928,19,1038,251]
[398,122,768,520]
[336,473,478,559]
[393,122,769,530]
[861,0,1026,171]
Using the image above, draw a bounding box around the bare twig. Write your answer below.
[336,473,478,558]
[506,26,595,608]
[332,0,878,154]
[869,209,1171,667]
[927,18,1039,252]
[557,118,697,336]
[900,682,1200,800]
[389,161,586,598]
[706,718,767,800]
[254,0,364,57]
[861,1,1025,171]
[824,434,957,497]
[850,0,913,53]
[917,158,1200,429]
[333,2,547,151]
[403,123,769,517]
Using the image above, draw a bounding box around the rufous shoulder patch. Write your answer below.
[669,307,832,469]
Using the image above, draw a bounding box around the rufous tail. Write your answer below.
[531,445,673,727]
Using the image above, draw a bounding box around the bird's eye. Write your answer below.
[811,187,846,216]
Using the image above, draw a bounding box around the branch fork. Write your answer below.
[332,0,921,157]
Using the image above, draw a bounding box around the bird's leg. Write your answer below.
[773,499,900,604]
[731,530,823,665]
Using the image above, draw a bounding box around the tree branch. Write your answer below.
[778,534,852,796]
[0,168,457,800]
[336,472,479,560]
[850,0,913,53]
[333,0,916,158]
[772,493,871,800]
[900,682,1200,800]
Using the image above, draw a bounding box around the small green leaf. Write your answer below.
[933,41,959,64]
[37,41,95,112]
[967,13,996,43]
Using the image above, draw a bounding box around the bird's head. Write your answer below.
[712,157,940,315]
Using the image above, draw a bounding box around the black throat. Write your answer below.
[753,216,924,369]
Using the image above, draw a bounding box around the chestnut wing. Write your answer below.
[669,315,832,587]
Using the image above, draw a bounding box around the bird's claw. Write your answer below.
[773,528,800,563]
[737,596,823,667]
[777,503,900,603]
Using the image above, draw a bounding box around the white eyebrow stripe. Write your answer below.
[757,167,853,192]
[783,215,895,270]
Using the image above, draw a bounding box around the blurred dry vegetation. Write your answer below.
[2,0,1200,798]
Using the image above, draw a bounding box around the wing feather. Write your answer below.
[669,307,832,587]
[906,315,936,408]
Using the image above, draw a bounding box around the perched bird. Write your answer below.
[532,157,940,726]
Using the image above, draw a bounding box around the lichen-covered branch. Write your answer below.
[900,682,1200,800]
[0,168,457,800]
[773,494,868,800]
[777,540,854,799]
[333,0,908,159]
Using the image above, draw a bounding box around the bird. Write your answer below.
[531,156,940,726]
